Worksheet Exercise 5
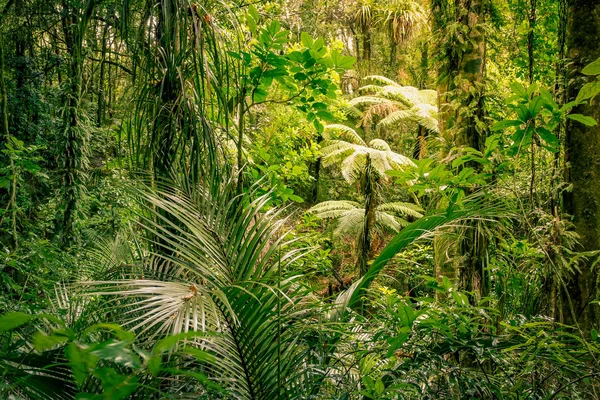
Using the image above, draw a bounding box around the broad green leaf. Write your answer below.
[90,340,141,369]
[575,80,600,103]
[582,57,600,75]
[491,120,522,131]
[0,312,64,333]
[252,88,268,103]
[510,82,528,99]
[567,113,598,126]
[300,32,313,48]
[536,127,559,152]
[316,111,335,121]
[248,5,259,23]
[0,312,35,332]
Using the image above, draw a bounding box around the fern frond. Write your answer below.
[308,201,361,218]
[375,211,404,232]
[348,96,394,108]
[323,124,366,145]
[362,75,400,86]
[378,109,415,128]
[380,85,421,107]
[418,89,438,106]
[335,209,366,237]
[357,84,385,94]
[341,151,368,183]
[369,139,392,151]
[378,202,424,219]
[360,103,400,127]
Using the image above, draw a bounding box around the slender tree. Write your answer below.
[318,124,414,275]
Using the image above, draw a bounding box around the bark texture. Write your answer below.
[563,0,600,331]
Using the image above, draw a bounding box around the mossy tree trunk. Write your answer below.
[562,0,600,332]
[357,155,379,276]
[59,0,99,245]
[433,0,488,300]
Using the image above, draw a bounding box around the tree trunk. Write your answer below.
[0,40,16,250]
[562,0,600,332]
[527,0,537,83]
[97,21,108,127]
[433,0,487,294]
[357,155,378,276]
[59,3,89,245]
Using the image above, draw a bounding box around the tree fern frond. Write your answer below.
[418,89,438,106]
[348,96,394,108]
[378,109,415,128]
[323,124,366,145]
[375,211,404,232]
[362,75,400,86]
[334,209,366,237]
[340,151,368,183]
[357,84,385,94]
[369,139,392,151]
[378,202,424,219]
[411,103,439,133]
[360,103,401,127]
[308,200,361,213]
[380,85,421,107]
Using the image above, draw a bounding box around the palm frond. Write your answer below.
[78,177,318,399]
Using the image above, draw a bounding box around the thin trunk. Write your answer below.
[236,97,246,193]
[0,40,16,250]
[528,0,537,83]
[562,0,600,332]
[97,22,108,127]
[389,23,397,72]
[311,156,321,204]
[412,125,428,159]
[358,155,377,276]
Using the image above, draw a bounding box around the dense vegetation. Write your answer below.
[2,0,600,398]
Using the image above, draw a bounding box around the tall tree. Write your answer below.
[317,124,414,275]
[432,0,488,300]
[58,0,102,244]
[562,0,600,331]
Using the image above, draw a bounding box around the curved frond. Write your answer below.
[348,96,394,108]
[369,139,392,151]
[323,124,366,145]
[341,151,368,183]
[418,89,438,106]
[308,200,361,219]
[375,211,405,232]
[362,75,400,86]
[378,109,415,128]
[377,202,424,219]
[381,85,420,107]
[411,103,439,133]
[357,84,385,94]
[334,209,366,237]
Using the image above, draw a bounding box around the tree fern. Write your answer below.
[308,200,423,238]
